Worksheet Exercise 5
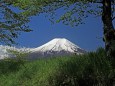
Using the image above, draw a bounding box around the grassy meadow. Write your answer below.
[0,48,115,86]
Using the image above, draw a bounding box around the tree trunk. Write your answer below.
[102,0,115,58]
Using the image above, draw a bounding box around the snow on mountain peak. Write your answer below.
[32,38,83,53]
[0,38,86,60]
[26,38,86,59]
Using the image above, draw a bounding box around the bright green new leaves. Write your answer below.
[0,0,32,45]
[12,0,106,26]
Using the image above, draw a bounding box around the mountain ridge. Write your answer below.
[28,38,86,59]
[0,38,86,59]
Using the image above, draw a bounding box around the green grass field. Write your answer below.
[0,48,115,86]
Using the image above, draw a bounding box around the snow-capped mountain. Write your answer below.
[28,38,86,59]
[0,38,86,60]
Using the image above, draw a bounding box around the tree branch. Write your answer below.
[112,16,115,20]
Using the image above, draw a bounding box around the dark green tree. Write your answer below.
[0,0,32,45]
[5,0,115,57]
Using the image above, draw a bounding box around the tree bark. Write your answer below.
[102,0,115,58]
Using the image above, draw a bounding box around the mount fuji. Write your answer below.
[0,38,86,60]
[28,38,86,59]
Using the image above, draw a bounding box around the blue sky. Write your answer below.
[16,13,104,51]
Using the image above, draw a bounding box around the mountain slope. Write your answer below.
[0,45,30,59]
[0,38,86,60]
[29,38,86,59]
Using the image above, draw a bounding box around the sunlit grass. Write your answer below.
[0,48,115,86]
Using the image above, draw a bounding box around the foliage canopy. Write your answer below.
[0,0,32,45]
[12,0,115,26]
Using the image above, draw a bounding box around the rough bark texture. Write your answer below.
[102,0,115,58]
